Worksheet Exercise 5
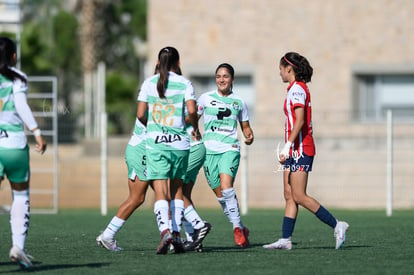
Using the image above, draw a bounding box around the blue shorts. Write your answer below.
[284,153,314,172]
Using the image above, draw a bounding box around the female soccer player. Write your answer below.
[197,63,254,248]
[137,46,198,254]
[263,52,349,250]
[0,37,47,269]
[96,112,151,251]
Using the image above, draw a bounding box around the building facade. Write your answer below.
[146,0,414,209]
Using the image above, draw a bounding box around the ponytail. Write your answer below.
[156,47,180,98]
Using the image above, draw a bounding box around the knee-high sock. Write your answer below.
[184,205,205,230]
[217,196,230,222]
[154,200,170,234]
[222,188,243,229]
[103,216,125,240]
[10,190,30,250]
[282,216,296,239]
[170,199,184,233]
[182,220,194,241]
[315,205,337,228]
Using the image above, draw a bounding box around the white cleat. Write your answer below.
[9,246,33,269]
[263,237,292,250]
[96,233,123,251]
[334,221,349,249]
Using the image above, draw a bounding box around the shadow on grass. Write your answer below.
[0,261,110,273]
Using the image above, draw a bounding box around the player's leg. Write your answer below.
[5,147,33,268]
[289,154,349,249]
[97,143,149,251]
[263,169,295,250]
[218,151,249,247]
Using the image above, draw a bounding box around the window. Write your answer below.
[352,66,414,122]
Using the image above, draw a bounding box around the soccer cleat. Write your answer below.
[192,222,212,248]
[243,227,250,247]
[183,240,203,252]
[334,221,349,249]
[9,246,33,269]
[96,233,123,252]
[234,227,249,248]
[171,231,185,254]
[156,229,173,255]
[262,237,292,250]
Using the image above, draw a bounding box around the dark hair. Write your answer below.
[280,52,313,83]
[215,63,234,78]
[0,37,25,83]
[156,46,181,98]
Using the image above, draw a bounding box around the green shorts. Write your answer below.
[146,149,189,181]
[203,151,240,190]
[0,146,30,183]
[184,143,206,184]
[125,143,147,181]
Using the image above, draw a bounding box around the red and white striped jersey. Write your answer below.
[283,81,315,157]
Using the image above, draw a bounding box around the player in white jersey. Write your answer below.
[0,37,47,269]
[96,104,152,251]
[197,63,254,248]
[137,46,198,254]
[263,52,349,251]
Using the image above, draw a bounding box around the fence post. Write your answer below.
[386,109,393,217]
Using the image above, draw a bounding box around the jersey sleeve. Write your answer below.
[239,99,250,122]
[137,80,149,102]
[184,80,196,102]
[12,78,28,94]
[289,84,306,108]
[196,94,206,116]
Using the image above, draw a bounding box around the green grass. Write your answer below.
[0,208,413,274]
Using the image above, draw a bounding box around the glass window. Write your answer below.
[353,73,414,122]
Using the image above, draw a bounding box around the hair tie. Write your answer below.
[284,55,297,68]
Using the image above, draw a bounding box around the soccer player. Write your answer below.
[197,63,254,248]
[263,52,349,250]
[0,37,47,269]
[137,46,198,254]
[181,123,211,252]
[96,112,151,251]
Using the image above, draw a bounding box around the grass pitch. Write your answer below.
[0,208,413,274]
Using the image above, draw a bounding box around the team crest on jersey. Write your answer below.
[231,101,241,110]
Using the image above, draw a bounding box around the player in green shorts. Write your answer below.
[197,63,254,248]
[137,46,199,254]
[0,37,47,269]
[96,117,151,251]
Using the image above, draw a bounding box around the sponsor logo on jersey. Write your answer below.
[155,134,182,144]
[0,129,8,138]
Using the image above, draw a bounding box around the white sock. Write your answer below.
[170,199,184,233]
[182,220,194,241]
[222,188,242,229]
[217,196,230,222]
[103,216,125,240]
[10,190,30,250]
[154,200,170,233]
[184,205,205,230]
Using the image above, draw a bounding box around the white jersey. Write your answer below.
[197,90,249,154]
[138,72,196,151]
[0,68,29,149]
[127,117,146,147]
